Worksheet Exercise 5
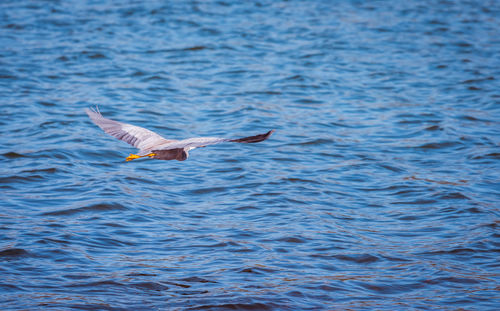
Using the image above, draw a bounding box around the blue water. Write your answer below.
[1,0,499,310]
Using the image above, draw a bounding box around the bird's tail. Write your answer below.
[230,130,275,143]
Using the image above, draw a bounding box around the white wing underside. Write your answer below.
[85,108,175,152]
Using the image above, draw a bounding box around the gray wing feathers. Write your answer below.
[153,131,275,151]
[154,137,229,151]
[85,108,173,151]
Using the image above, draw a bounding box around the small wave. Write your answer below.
[42,203,127,216]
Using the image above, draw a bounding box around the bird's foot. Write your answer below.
[125,153,156,161]
[126,154,141,161]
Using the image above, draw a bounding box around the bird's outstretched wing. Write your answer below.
[153,130,275,151]
[85,107,175,151]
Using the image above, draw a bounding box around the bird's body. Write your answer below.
[85,108,274,161]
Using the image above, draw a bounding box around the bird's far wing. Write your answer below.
[85,107,175,151]
[154,130,275,151]
[154,137,229,150]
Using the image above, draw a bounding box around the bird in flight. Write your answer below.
[85,107,274,161]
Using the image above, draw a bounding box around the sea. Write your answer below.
[1,0,499,310]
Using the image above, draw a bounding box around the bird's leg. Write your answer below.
[125,153,156,161]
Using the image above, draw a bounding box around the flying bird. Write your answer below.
[85,107,274,161]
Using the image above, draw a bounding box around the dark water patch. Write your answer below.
[420,248,491,256]
[178,277,216,284]
[81,51,107,59]
[38,101,57,107]
[333,254,380,264]
[0,73,18,80]
[289,138,334,146]
[425,125,442,131]
[0,248,29,259]
[277,236,307,244]
[1,152,26,159]
[461,76,495,84]
[21,167,58,174]
[42,203,127,216]
[470,152,500,160]
[56,55,70,62]
[131,70,146,77]
[468,86,482,91]
[458,115,492,123]
[403,176,467,186]
[183,45,209,51]
[424,277,481,285]
[434,191,470,200]
[0,283,24,291]
[234,205,259,211]
[0,174,44,184]
[124,176,157,185]
[391,199,437,205]
[4,23,24,30]
[280,177,321,185]
[295,98,323,105]
[238,266,276,274]
[379,164,404,173]
[52,303,128,311]
[142,75,169,82]
[68,280,125,288]
[188,302,279,311]
[416,141,463,150]
[126,272,157,277]
[188,187,228,195]
[130,282,169,291]
[239,90,282,96]
[359,281,425,295]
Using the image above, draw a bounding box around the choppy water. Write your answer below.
[1,0,500,310]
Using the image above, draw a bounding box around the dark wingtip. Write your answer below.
[230,129,275,143]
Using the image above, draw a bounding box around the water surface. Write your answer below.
[1,0,499,310]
